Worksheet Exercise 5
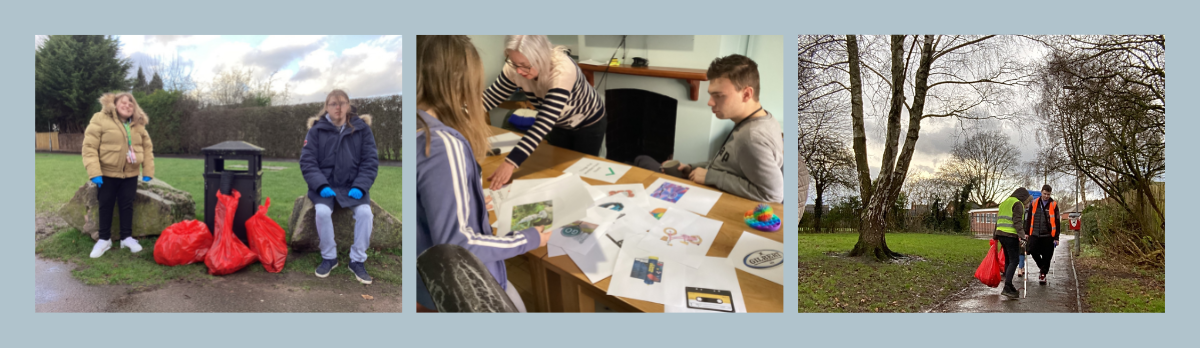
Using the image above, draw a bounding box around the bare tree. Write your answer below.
[1036,35,1165,238]
[799,35,856,233]
[801,34,1036,260]
[196,67,293,106]
[937,129,1021,206]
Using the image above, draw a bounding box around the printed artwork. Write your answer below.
[651,208,667,220]
[685,287,735,313]
[560,221,599,244]
[599,202,624,211]
[650,182,689,203]
[512,200,553,231]
[631,257,664,285]
[660,227,703,246]
[608,190,635,198]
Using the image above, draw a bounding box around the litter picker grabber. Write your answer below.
[1022,240,1028,299]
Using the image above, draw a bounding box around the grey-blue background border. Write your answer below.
[4,0,1190,346]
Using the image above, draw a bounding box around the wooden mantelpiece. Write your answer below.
[578,63,708,101]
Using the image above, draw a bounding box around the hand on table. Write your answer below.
[485,195,494,211]
[535,225,550,248]
[488,161,516,191]
[688,167,707,185]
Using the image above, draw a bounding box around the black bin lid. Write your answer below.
[201,141,264,156]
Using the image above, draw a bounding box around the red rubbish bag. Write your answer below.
[154,220,213,266]
[246,197,288,273]
[204,189,259,275]
[974,240,1006,288]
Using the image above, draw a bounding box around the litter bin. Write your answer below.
[202,141,264,245]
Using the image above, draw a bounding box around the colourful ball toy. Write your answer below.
[745,204,781,231]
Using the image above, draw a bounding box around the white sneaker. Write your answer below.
[90,239,112,258]
[120,237,143,253]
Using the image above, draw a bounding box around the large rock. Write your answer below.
[59,179,196,240]
[287,196,401,252]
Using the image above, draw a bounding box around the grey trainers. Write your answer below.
[349,262,373,285]
[315,259,338,278]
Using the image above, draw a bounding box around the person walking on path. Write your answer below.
[300,89,380,285]
[1026,185,1061,284]
[82,92,156,258]
[993,187,1032,299]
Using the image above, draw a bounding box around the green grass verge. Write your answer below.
[36,153,402,286]
[1077,245,1165,313]
[37,228,402,287]
[35,153,402,225]
[798,233,990,313]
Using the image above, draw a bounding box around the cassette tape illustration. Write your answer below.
[685,287,735,312]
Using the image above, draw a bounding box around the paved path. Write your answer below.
[36,257,401,312]
[930,235,1079,313]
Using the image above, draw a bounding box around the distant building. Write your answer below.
[968,208,999,237]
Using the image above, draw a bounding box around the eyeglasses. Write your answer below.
[505,59,533,73]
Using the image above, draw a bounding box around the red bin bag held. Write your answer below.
[974,240,1006,288]
[154,220,213,266]
[246,197,288,273]
[204,189,259,275]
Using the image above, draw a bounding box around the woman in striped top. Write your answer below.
[484,35,607,190]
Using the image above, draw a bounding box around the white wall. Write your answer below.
[468,35,783,165]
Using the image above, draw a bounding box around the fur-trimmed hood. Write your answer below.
[306,113,372,129]
[98,92,149,126]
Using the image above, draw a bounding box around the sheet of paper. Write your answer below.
[663,257,747,313]
[605,233,684,305]
[590,184,650,206]
[494,174,593,236]
[547,245,567,258]
[645,178,722,216]
[549,207,620,254]
[725,231,784,285]
[486,132,522,155]
[563,158,633,184]
[594,194,659,232]
[566,229,623,284]
[637,209,722,268]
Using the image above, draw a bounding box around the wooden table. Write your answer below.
[485,127,784,313]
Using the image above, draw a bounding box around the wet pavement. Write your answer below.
[35,257,402,313]
[930,235,1079,313]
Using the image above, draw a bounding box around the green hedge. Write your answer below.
[136,93,400,160]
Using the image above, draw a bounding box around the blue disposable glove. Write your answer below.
[1053,240,1059,247]
[142,176,152,182]
[349,188,363,199]
[320,187,335,198]
[91,176,103,188]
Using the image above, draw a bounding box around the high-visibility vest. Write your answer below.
[1029,197,1058,237]
[996,196,1023,235]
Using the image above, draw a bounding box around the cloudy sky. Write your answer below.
[37,35,401,104]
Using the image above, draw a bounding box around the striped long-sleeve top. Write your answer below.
[416,110,542,310]
[483,53,605,167]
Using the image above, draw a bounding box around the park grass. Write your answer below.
[798,233,990,313]
[1076,245,1165,313]
[35,152,402,286]
[36,228,403,287]
[35,152,402,224]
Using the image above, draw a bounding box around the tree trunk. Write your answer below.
[849,35,912,261]
[814,187,824,233]
[847,35,872,203]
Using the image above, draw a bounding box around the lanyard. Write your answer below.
[123,118,132,147]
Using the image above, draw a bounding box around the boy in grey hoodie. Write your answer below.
[635,54,785,203]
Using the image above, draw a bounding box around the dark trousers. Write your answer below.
[996,234,1021,294]
[97,176,138,240]
[546,114,607,157]
[633,155,662,172]
[1030,236,1056,276]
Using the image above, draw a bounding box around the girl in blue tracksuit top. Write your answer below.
[415,35,549,312]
